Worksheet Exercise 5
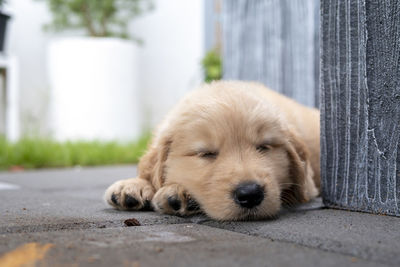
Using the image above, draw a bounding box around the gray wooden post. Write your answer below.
[222,0,320,107]
[320,0,400,216]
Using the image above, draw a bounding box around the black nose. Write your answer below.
[233,182,264,208]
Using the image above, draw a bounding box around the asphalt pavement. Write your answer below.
[0,166,399,267]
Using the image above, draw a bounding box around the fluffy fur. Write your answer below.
[104,81,320,220]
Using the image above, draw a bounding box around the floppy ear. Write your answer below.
[137,134,172,190]
[283,130,318,204]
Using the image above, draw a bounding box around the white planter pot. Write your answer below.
[47,37,141,141]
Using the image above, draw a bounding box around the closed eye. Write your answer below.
[198,151,218,159]
[256,144,272,153]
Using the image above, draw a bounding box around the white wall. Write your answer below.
[7,0,51,136]
[131,0,205,127]
[6,0,205,137]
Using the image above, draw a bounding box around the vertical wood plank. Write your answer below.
[222,0,320,107]
[321,0,400,216]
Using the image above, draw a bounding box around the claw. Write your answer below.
[111,193,119,205]
[187,198,200,211]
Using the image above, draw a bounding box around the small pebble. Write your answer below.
[124,218,141,226]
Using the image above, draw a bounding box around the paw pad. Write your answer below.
[124,195,139,208]
[167,196,182,211]
[104,178,156,211]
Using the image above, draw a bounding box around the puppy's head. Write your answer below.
[144,83,318,220]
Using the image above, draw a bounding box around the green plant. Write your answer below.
[202,49,222,83]
[37,0,153,41]
[0,133,151,170]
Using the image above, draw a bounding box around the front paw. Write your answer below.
[152,184,201,216]
[104,178,155,211]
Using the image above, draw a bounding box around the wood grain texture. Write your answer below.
[320,0,400,216]
[222,0,320,107]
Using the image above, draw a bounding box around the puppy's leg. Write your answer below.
[104,178,155,210]
[152,184,201,216]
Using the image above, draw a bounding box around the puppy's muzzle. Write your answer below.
[233,182,264,208]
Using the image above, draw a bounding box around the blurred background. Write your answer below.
[0,0,319,170]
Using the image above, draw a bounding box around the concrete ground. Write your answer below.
[0,166,399,267]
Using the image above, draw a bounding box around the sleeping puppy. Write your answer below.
[104,81,320,220]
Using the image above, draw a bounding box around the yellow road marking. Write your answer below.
[0,242,54,267]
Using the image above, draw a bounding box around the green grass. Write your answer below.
[0,133,151,170]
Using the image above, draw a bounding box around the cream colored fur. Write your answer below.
[104,81,320,220]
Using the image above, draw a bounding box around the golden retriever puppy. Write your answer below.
[104,81,320,220]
